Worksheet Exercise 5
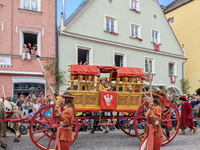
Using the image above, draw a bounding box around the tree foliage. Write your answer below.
[180,78,191,94]
[158,86,167,93]
[44,57,66,89]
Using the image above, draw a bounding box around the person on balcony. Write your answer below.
[27,43,32,53]
[22,44,30,60]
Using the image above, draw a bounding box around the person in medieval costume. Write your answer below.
[139,92,163,150]
[99,77,111,92]
[179,96,196,135]
[54,92,75,150]
[158,90,172,138]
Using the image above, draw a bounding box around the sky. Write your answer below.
[57,0,175,26]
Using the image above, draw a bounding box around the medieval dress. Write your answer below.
[180,101,194,127]
[55,107,74,150]
[139,106,163,150]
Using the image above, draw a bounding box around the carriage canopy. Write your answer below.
[70,65,146,79]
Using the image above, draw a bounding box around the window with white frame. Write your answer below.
[21,0,40,11]
[144,57,155,73]
[76,45,93,65]
[130,23,141,38]
[130,0,139,11]
[168,61,177,76]
[114,52,126,67]
[151,29,160,44]
[105,15,117,33]
[20,30,41,56]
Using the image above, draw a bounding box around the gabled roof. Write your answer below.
[164,0,193,14]
[61,0,186,58]
[64,0,93,27]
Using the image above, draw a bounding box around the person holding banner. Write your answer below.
[139,92,164,150]
[54,92,75,150]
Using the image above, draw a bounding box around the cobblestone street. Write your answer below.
[2,129,200,150]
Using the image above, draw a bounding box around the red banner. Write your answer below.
[171,76,176,83]
[147,74,153,82]
[154,43,160,51]
[100,92,117,110]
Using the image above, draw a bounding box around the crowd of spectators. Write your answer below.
[22,43,39,60]
[7,92,55,134]
[143,91,200,130]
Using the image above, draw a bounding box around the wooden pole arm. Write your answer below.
[37,58,58,107]
[2,85,6,99]
[147,60,153,103]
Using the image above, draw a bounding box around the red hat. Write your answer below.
[60,94,75,98]
[180,96,186,101]
[146,92,160,98]
[158,90,166,97]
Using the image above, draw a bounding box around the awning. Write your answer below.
[70,65,146,79]
[117,67,146,79]
[70,65,101,76]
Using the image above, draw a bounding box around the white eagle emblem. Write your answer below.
[104,94,113,106]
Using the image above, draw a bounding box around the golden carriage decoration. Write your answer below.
[68,65,146,111]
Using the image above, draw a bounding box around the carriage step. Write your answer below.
[98,124,115,126]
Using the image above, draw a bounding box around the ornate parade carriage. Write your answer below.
[0,61,181,150]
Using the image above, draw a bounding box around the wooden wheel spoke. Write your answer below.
[162,123,177,129]
[32,129,49,134]
[47,134,54,148]
[40,113,51,124]
[44,114,52,119]
[34,119,50,126]
[137,122,147,126]
[163,130,169,140]
[162,102,167,109]
[129,123,134,133]
[137,115,146,120]
[164,108,173,116]
[121,119,131,126]
[36,131,50,142]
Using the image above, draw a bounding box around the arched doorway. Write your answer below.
[143,85,160,92]
[195,88,200,95]
[166,85,182,95]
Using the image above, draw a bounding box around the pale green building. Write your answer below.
[58,0,186,94]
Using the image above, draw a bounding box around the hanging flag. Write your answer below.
[100,92,117,110]
[171,76,176,83]
[154,43,160,51]
[147,74,153,82]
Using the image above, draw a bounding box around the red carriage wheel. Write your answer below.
[29,105,79,150]
[117,112,137,136]
[134,98,180,146]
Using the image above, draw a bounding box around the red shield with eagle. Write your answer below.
[100,92,117,110]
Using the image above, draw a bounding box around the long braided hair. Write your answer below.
[63,92,76,117]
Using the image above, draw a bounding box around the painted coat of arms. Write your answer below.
[100,92,117,109]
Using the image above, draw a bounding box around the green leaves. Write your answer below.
[179,78,191,94]
[44,57,66,89]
